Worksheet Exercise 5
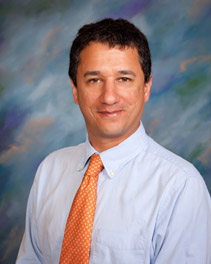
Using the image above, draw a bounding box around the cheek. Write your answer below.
[124,89,144,106]
[78,93,97,114]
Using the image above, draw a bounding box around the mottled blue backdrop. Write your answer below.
[0,0,210,263]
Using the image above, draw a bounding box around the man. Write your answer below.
[17,18,211,263]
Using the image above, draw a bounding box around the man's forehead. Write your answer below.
[78,41,140,66]
[76,42,142,78]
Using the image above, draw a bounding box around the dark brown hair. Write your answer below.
[69,18,151,86]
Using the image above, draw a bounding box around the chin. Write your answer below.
[99,128,127,139]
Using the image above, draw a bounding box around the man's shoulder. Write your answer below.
[146,136,201,179]
[41,142,86,166]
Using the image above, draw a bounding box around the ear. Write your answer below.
[70,79,79,104]
[144,74,152,103]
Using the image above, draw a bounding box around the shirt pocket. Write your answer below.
[91,229,145,264]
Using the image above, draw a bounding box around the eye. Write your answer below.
[88,78,101,83]
[119,77,132,82]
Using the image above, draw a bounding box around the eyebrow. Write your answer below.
[117,70,136,77]
[83,70,136,78]
[84,71,101,78]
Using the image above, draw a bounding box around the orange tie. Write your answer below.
[59,154,103,264]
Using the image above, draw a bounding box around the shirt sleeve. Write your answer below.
[151,176,211,264]
[16,166,44,264]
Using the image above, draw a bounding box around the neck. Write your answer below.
[89,137,125,153]
[88,125,140,153]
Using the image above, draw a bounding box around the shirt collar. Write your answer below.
[77,139,96,171]
[78,122,148,178]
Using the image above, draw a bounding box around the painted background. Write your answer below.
[0,0,210,263]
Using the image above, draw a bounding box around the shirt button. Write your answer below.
[110,171,115,176]
[79,164,83,169]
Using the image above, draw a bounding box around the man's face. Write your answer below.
[71,42,152,151]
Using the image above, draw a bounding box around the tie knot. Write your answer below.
[86,154,104,176]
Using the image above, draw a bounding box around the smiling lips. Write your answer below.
[97,109,124,118]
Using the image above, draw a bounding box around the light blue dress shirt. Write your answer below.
[17,123,211,264]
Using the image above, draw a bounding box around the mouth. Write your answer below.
[98,110,123,118]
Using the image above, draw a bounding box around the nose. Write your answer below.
[100,79,120,105]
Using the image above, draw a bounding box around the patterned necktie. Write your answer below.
[59,154,103,264]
